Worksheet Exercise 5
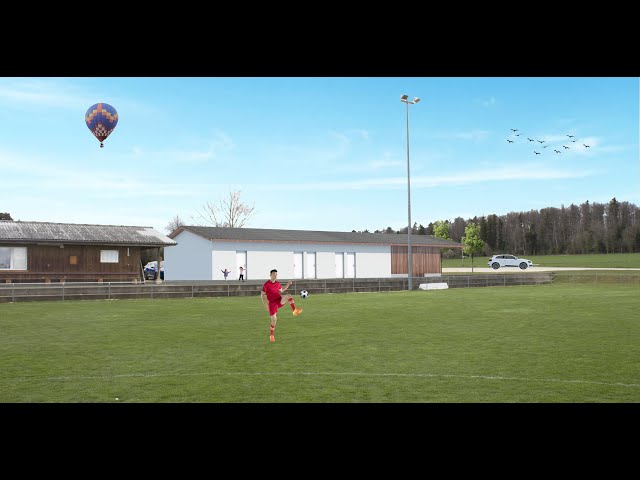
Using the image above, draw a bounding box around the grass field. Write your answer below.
[1,282,638,403]
[443,252,640,269]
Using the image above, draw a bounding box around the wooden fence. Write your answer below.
[0,274,556,303]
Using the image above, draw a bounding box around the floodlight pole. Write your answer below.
[401,94,420,291]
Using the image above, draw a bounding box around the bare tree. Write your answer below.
[165,214,185,234]
[194,190,256,228]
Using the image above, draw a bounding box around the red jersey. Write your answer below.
[262,280,282,303]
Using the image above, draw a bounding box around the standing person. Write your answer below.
[239,266,245,281]
[221,268,230,281]
[261,268,303,343]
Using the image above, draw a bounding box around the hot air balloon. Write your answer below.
[85,103,118,148]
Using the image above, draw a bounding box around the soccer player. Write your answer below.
[261,268,303,343]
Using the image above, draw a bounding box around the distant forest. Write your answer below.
[357,198,640,256]
[5,198,639,256]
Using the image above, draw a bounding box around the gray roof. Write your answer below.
[0,221,177,247]
[173,226,462,247]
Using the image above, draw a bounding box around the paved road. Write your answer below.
[443,266,640,273]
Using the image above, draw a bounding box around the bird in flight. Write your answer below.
[543,145,549,148]
[563,145,570,149]
[534,151,540,155]
[507,139,514,143]
[527,138,534,142]
[584,144,591,148]
[554,149,561,153]
[515,133,521,136]
[567,135,575,138]
[571,140,577,142]
[538,140,545,143]
[511,128,518,132]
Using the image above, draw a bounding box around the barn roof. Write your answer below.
[0,221,177,247]
[171,226,462,248]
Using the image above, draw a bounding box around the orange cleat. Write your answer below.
[293,308,303,316]
[270,335,275,343]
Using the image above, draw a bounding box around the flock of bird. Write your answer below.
[507,128,590,155]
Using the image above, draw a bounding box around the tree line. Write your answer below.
[6,194,639,257]
[357,198,640,256]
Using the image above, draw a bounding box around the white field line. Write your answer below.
[32,371,640,388]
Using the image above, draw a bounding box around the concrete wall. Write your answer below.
[357,251,391,278]
[316,251,335,279]
[164,231,212,280]
[212,250,236,281]
[249,250,293,280]
[0,273,557,303]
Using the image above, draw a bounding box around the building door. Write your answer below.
[294,252,303,279]
[236,251,247,280]
[335,252,344,278]
[307,252,316,279]
[346,252,355,278]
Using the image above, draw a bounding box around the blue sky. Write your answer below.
[1,77,638,234]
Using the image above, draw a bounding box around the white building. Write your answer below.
[165,226,462,281]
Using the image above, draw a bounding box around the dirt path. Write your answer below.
[443,267,640,273]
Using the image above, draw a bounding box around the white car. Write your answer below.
[488,254,533,270]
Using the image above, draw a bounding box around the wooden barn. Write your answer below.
[0,221,176,283]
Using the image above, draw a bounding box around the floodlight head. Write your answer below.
[400,94,409,101]
[413,97,421,103]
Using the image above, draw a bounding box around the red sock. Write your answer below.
[288,297,296,311]
[270,325,275,335]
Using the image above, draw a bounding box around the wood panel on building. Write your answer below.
[0,221,176,284]
[391,245,443,276]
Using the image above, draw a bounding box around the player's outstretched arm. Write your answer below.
[280,280,293,293]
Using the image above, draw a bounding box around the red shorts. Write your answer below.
[268,297,283,316]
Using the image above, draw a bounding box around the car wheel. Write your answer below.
[519,262,528,270]
[491,262,500,269]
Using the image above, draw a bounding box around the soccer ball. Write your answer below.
[300,290,309,299]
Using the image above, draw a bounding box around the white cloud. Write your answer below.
[454,130,491,141]
[350,129,370,140]
[536,134,575,143]
[126,130,235,164]
[596,144,632,153]
[476,96,496,107]
[481,96,496,107]
[515,134,604,155]
[369,159,403,169]
[0,78,96,110]
[0,149,201,199]
[328,131,350,146]
[573,136,597,151]
[250,164,595,191]
[554,118,577,128]
[435,130,491,142]
[268,130,355,166]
